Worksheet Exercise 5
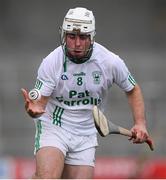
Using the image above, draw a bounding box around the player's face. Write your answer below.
[66,32,91,59]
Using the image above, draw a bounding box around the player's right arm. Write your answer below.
[21,50,59,118]
[21,88,49,118]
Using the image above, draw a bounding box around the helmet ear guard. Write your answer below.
[59,26,66,46]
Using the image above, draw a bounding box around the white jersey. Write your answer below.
[34,42,136,135]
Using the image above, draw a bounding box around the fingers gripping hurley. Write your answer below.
[92,106,154,151]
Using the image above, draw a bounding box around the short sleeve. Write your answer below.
[112,56,136,92]
[35,57,57,96]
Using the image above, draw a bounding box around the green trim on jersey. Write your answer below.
[34,120,42,153]
[35,79,43,90]
[53,106,64,126]
[63,55,67,73]
[128,74,136,86]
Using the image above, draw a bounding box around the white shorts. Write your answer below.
[34,120,98,167]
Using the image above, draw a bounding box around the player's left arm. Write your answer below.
[125,84,150,144]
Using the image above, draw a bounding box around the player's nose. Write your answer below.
[75,36,81,46]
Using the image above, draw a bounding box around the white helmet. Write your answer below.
[60,7,96,46]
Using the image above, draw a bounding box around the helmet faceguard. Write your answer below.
[60,7,96,63]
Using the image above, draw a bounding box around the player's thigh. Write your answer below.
[62,164,94,179]
[62,146,96,179]
[35,146,65,179]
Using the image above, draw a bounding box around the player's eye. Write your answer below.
[67,33,76,39]
[79,34,89,40]
[67,33,89,40]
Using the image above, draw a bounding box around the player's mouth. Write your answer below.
[67,47,87,58]
[74,50,83,54]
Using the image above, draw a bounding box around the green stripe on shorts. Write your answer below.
[53,106,64,127]
[34,120,42,153]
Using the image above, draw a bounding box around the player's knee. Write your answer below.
[34,170,61,179]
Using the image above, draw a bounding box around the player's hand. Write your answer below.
[21,88,46,118]
[130,123,149,144]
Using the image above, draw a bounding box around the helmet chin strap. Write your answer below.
[65,44,93,64]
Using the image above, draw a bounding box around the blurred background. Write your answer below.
[0,0,165,178]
